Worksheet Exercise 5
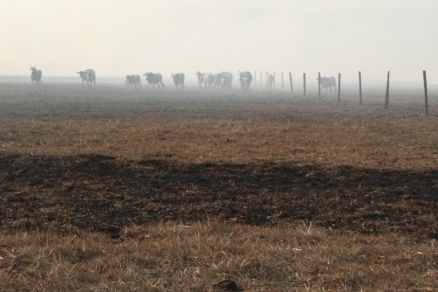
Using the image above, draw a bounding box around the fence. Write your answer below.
[249,70,431,115]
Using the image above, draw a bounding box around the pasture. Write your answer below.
[0,83,437,291]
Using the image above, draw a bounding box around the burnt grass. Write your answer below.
[1,154,436,239]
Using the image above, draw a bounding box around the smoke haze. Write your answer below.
[1,0,437,82]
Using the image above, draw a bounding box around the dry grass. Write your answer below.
[2,113,438,170]
[1,221,436,291]
[0,84,437,290]
[0,85,437,170]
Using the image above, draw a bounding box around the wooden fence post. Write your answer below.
[338,73,341,103]
[303,73,306,96]
[359,71,362,105]
[384,71,390,109]
[289,72,293,94]
[318,72,321,98]
[423,70,429,116]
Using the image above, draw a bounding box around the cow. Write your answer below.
[239,71,253,90]
[195,72,206,88]
[125,74,142,88]
[206,74,216,89]
[216,73,227,88]
[221,72,233,89]
[30,67,42,84]
[144,73,165,90]
[266,74,275,90]
[171,73,185,91]
[86,69,96,87]
[318,76,336,93]
[78,69,96,87]
[77,71,88,85]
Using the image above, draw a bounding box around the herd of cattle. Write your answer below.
[29,67,337,92]
[126,71,254,91]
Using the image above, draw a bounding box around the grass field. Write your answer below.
[0,83,437,291]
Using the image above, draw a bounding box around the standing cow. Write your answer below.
[206,74,216,89]
[221,72,233,89]
[214,73,224,88]
[77,71,88,85]
[239,71,253,90]
[318,76,336,93]
[144,73,165,90]
[78,69,96,87]
[171,73,185,91]
[86,69,96,87]
[125,74,142,88]
[30,67,42,84]
[195,72,206,88]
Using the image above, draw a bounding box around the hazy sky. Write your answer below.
[1,0,437,81]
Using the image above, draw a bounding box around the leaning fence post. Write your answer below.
[289,72,293,94]
[385,71,390,109]
[359,71,363,105]
[303,73,307,96]
[318,72,321,98]
[338,73,341,103]
[423,70,429,116]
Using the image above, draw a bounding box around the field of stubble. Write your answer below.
[0,83,437,291]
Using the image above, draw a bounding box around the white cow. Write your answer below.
[221,72,233,89]
[319,76,336,93]
[144,73,165,90]
[86,69,96,87]
[125,74,142,88]
[30,67,42,84]
[171,73,185,91]
[78,69,96,87]
[77,71,88,85]
[213,73,223,88]
[239,71,253,90]
[195,72,206,88]
[206,74,216,89]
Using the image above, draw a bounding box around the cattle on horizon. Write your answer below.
[171,73,185,91]
[125,74,142,88]
[239,71,253,90]
[30,66,43,84]
[319,76,336,93]
[144,72,165,90]
[78,69,96,87]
